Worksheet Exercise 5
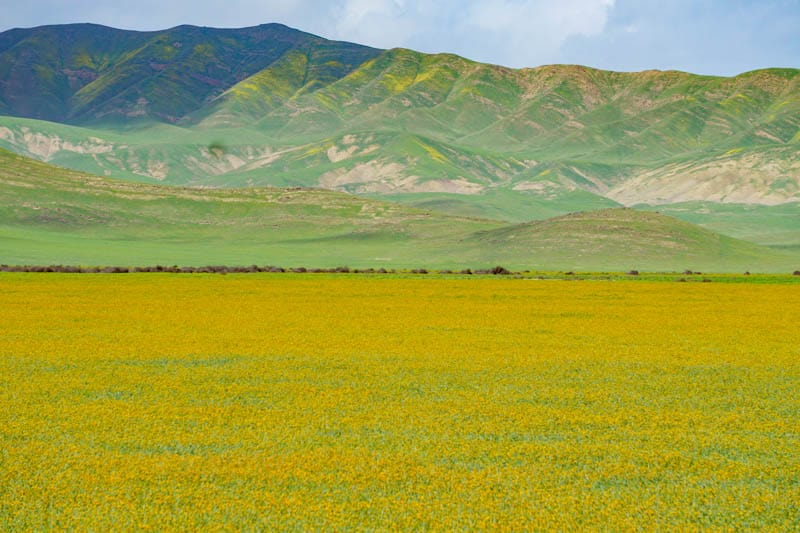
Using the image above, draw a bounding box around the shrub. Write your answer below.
[491,266,511,275]
[627,270,640,276]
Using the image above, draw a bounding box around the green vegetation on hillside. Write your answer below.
[0,23,380,124]
[1,148,796,271]
[467,209,792,272]
[0,147,502,267]
[638,202,800,246]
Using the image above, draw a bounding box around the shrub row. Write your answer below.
[0,264,516,275]
[2,265,797,276]
[440,266,513,275]
[0,264,358,274]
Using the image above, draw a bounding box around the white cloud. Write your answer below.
[320,0,616,67]
[559,0,800,75]
[459,0,616,66]
[332,0,419,48]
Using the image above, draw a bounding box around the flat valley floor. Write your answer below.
[1,274,798,529]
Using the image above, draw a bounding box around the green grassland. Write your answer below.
[1,148,797,271]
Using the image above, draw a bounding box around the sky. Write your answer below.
[1,0,799,76]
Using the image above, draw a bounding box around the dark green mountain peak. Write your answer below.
[0,23,381,124]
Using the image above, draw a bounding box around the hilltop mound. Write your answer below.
[469,209,793,271]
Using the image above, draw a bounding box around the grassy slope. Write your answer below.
[2,116,796,248]
[373,189,620,223]
[0,147,504,267]
[1,148,796,271]
[466,209,796,272]
[638,202,800,247]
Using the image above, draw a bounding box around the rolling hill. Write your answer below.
[1,147,796,271]
[467,209,791,272]
[0,146,501,267]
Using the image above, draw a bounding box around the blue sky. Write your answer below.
[1,0,798,75]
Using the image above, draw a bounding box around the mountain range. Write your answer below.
[0,23,798,269]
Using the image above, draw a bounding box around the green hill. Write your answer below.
[1,148,795,271]
[467,209,794,272]
[0,147,502,267]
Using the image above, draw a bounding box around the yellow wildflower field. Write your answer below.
[0,274,798,530]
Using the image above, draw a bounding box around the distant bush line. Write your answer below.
[0,265,519,275]
[1,265,798,277]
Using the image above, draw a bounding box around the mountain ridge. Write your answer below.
[0,23,381,123]
[0,23,797,225]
